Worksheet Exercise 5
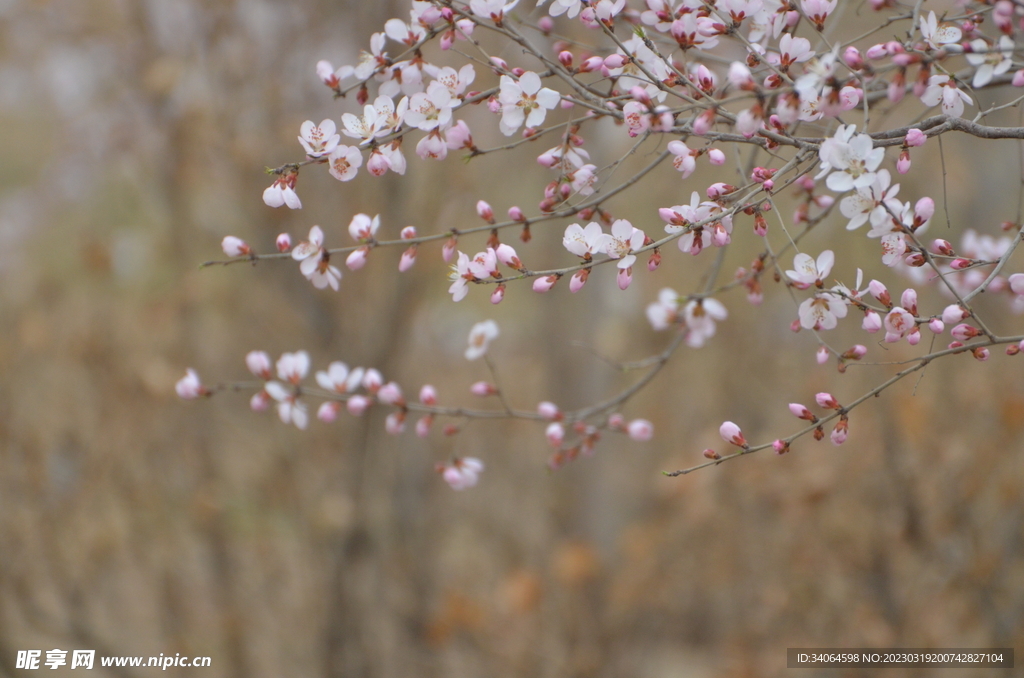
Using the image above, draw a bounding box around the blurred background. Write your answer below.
[1,0,1022,676]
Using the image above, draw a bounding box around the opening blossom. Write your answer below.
[264,351,311,430]
[291,225,341,291]
[603,219,646,269]
[817,125,884,192]
[497,71,561,136]
[465,320,499,360]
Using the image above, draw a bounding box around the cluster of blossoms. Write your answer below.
[191,0,1024,484]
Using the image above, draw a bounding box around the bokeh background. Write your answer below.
[1,1,1022,676]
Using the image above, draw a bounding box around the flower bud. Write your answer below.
[346,246,369,271]
[773,439,789,455]
[532,274,559,293]
[490,284,505,305]
[603,54,627,69]
[250,390,271,412]
[415,415,433,437]
[816,346,829,364]
[347,395,371,416]
[546,422,565,448]
[1008,273,1024,295]
[789,403,817,421]
[928,318,944,334]
[377,382,404,406]
[399,246,417,272]
[470,381,497,397]
[221,236,251,258]
[627,419,653,441]
[276,233,292,252]
[815,392,840,410]
[318,401,340,423]
[707,148,725,165]
[419,385,437,406]
[703,448,721,460]
[476,200,495,224]
[246,350,273,379]
[719,421,747,447]
[385,411,405,435]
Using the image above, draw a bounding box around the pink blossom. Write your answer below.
[798,293,847,330]
[883,307,915,342]
[276,233,291,252]
[349,213,380,242]
[646,288,679,331]
[377,382,404,406]
[246,351,273,380]
[919,11,962,50]
[602,219,646,269]
[328,145,362,181]
[627,419,654,441]
[538,401,561,420]
[175,369,206,399]
[316,362,363,394]
[719,421,747,447]
[667,140,696,178]
[221,236,250,257]
[546,422,565,447]
[347,395,372,416]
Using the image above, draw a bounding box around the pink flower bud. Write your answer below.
[617,267,632,290]
[533,275,559,293]
[565,268,587,292]
[470,381,497,397]
[692,108,716,135]
[490,56,508,71]
[905,128,927,147]
[868,280,891,306]
[914,197,935,224]
[546,422,565,448]
[707,148,725,165]
[415,415,433,437]
[246,350,273,379]
[607,413,624,430]
[815,392,840,409]
[830,422,848,445]
[843,46,864,69]
[377,382,404,406]
[901,288,918,314]
[707,182,735,198]
[844,344,868,360]
[496,243,522,269]
[931,239,954,256]
[490,284,505,304]
[951,323,981,342]
[419,385,438,406]
[508,205,526,221]
[398,246,417,272]
[362,369,383,392]
[773,439,789,455]
[861,311,881,333]
[346,247,369,271]
[972,346,990,361]
[603,54,626,69]
[221,236,251,257]
[627,419,653,441]
[1008,273,1024,295]
[276,233,292,252]
[476,200,494,223]
[816,346,829,364]
[385,411,405,435]
[1014,69,1024,87]
[865,43,888,59]
[897,151,911,175]
[442,237,458,263]
[558,51,573,68]
[942,304,967,325]
[538,16,554,34]
[347,395,371,416]
[318,401,340,423]
[367,151,390,176]
[789,403,816,421]
[703,448,721,460]
[791,319,802,333]
[950,258,972,270]
[175,368,205,399]
[250,390,271,412]
[537,401,561,420]
[928,318,945,334]
[719,421,747,447]
[580,56,604,73]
